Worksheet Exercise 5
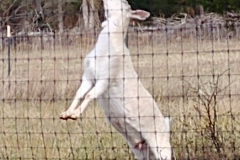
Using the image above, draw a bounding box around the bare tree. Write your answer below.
[195,4,204,17]
[80,0,101,30]
[58,0,64,33]
[35,0,44,19]
[82,0,89,29]
[88,0,94,29]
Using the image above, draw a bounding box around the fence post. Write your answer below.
[7,25,11,76]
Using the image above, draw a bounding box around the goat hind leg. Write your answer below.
[128,142,149,160]
[143,132,171,160]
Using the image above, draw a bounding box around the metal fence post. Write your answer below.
[7,25,11,76]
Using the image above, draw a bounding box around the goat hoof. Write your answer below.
[68,115,78,120]
[68,112,79,120]
[60,111,71,120]
[60,111,79,120]
[60,116,69,120]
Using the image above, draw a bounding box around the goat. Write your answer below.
[60,0,171,159]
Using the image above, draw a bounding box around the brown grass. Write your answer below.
[0,32,240,159]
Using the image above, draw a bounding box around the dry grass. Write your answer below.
[0,32,240,159]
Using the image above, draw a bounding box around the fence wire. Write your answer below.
[1,8,240,160]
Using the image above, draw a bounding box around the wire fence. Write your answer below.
[1,9,240,160]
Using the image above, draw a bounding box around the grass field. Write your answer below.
[0,32,240,159]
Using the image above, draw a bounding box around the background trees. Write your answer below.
[0,0,239,32]
[129,0,240,17]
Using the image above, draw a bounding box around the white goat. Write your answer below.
[60,0,171,159]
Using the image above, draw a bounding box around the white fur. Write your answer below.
[60,0,171,159]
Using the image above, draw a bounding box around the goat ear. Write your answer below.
[129,10,150,20]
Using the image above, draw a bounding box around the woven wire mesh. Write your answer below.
[1,2,240,160]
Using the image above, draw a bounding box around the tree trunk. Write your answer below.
[35,0,44,19]
[82,0,89,29]
[196,4,204,17]
[58,0,64,46]
[58,0,64,33]
[89,0,94,29]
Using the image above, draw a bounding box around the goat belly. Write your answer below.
[109,116,144,145]
[98,96,143,145]
[98,92,126,118]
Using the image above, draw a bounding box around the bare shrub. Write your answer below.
[185,69,235,159]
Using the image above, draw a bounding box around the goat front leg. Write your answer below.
[60,79,93,120]
[62,80,108,120]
